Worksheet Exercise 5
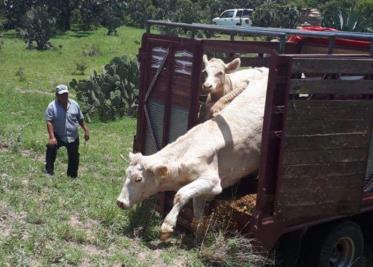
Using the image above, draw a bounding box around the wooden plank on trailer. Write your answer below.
[280,161,367,177]
[279,173,366,189]
[282,147,368,165]
[276,201,360,221]
[290,79,373,95]
[287,100,373,120]
[282,133,370,151]
[240,57,271,67]
[286,119,371,135]
[278,180,362,200]
[292,58,373,74]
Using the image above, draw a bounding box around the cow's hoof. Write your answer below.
[160,231,172,241]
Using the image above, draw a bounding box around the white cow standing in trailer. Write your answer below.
[117,67,269,239]
[202,55,268,118]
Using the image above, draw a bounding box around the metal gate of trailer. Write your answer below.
[134,35,299,156]
[134,34,203,155]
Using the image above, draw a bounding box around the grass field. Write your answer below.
[0,26,204,266]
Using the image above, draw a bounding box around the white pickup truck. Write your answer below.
[212,9,253,27]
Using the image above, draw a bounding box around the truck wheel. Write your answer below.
[315,221,364,267]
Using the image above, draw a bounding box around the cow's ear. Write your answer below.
[203,54,209,66]
[129,152,142,163]
[225,58,241,73]
[153,165,168,177]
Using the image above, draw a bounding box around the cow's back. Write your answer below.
[210,74,268,188]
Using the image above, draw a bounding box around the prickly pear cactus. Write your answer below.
[70,55,139,122]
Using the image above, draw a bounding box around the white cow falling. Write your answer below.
[117,66,269,240]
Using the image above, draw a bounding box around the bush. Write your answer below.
[74,61,88,75]
[76,1,102,31]
[252,2,300,29]
[101,3,124,35]
[320,0,373,32]
[15,67,26,82]
[19,6,56,50]
[82,44,101,57]
[126,0,156,28]
[69,55,139,122]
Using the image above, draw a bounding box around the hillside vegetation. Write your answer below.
[0,26,203,266]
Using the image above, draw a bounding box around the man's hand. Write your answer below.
[84,130,90,141]
[48,137,57,146]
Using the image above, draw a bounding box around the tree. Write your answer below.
[47,0,78,32]
[320,0,373,32]
[19,5,56,50]
[126,0,156,28]
[252,1,300,28]
[101,1,125,35]
[76,0,103,30]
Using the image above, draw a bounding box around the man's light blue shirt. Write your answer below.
[45,99,84,143]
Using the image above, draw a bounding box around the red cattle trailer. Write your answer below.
[133,20,373,266]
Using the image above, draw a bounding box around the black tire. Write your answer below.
[314,221,364,267]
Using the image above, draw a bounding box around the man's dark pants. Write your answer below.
[45,135,80,178]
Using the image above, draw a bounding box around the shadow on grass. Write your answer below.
[122,198,161,242]
[3,31,19,39]
[70,30,94,38]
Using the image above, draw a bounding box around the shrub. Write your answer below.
[69,55,139,122]
[320,0,373,32]
[82,44,101,57]
[15,67,26,82]
[101,4,124,35]
[74,61,88,75]
[126,0,156,28]
[19,6,56,50]
[252,2,300,29]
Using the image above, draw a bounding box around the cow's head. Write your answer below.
[202,55,241,94]
[116,152,172,209]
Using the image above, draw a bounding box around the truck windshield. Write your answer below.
[220,10,235,18]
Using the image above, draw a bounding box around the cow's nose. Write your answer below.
[202,83,212,92]
[117,200,126,209]
[203,83,212,89]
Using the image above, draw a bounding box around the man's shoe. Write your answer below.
[45,171,54,177]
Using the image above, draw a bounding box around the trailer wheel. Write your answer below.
[314,221,364,267]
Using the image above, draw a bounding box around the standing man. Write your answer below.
[45,84,90,178]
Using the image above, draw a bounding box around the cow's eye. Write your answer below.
[216,71,223,76]
[135,176,143,182]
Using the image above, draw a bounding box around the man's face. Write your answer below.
[57,93,68,105]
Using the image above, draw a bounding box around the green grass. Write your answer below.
[0,25,202,266]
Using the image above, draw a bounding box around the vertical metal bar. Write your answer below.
[230,32,235,41]
[146,22,151,34]
[162,45,175,148]
[136,38,149,154]
[279,35,286,54]
[188,41,204,128]
[328,36,335,54]
[190,30,196,39]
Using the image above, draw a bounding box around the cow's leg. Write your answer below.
[160,175,222,239]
